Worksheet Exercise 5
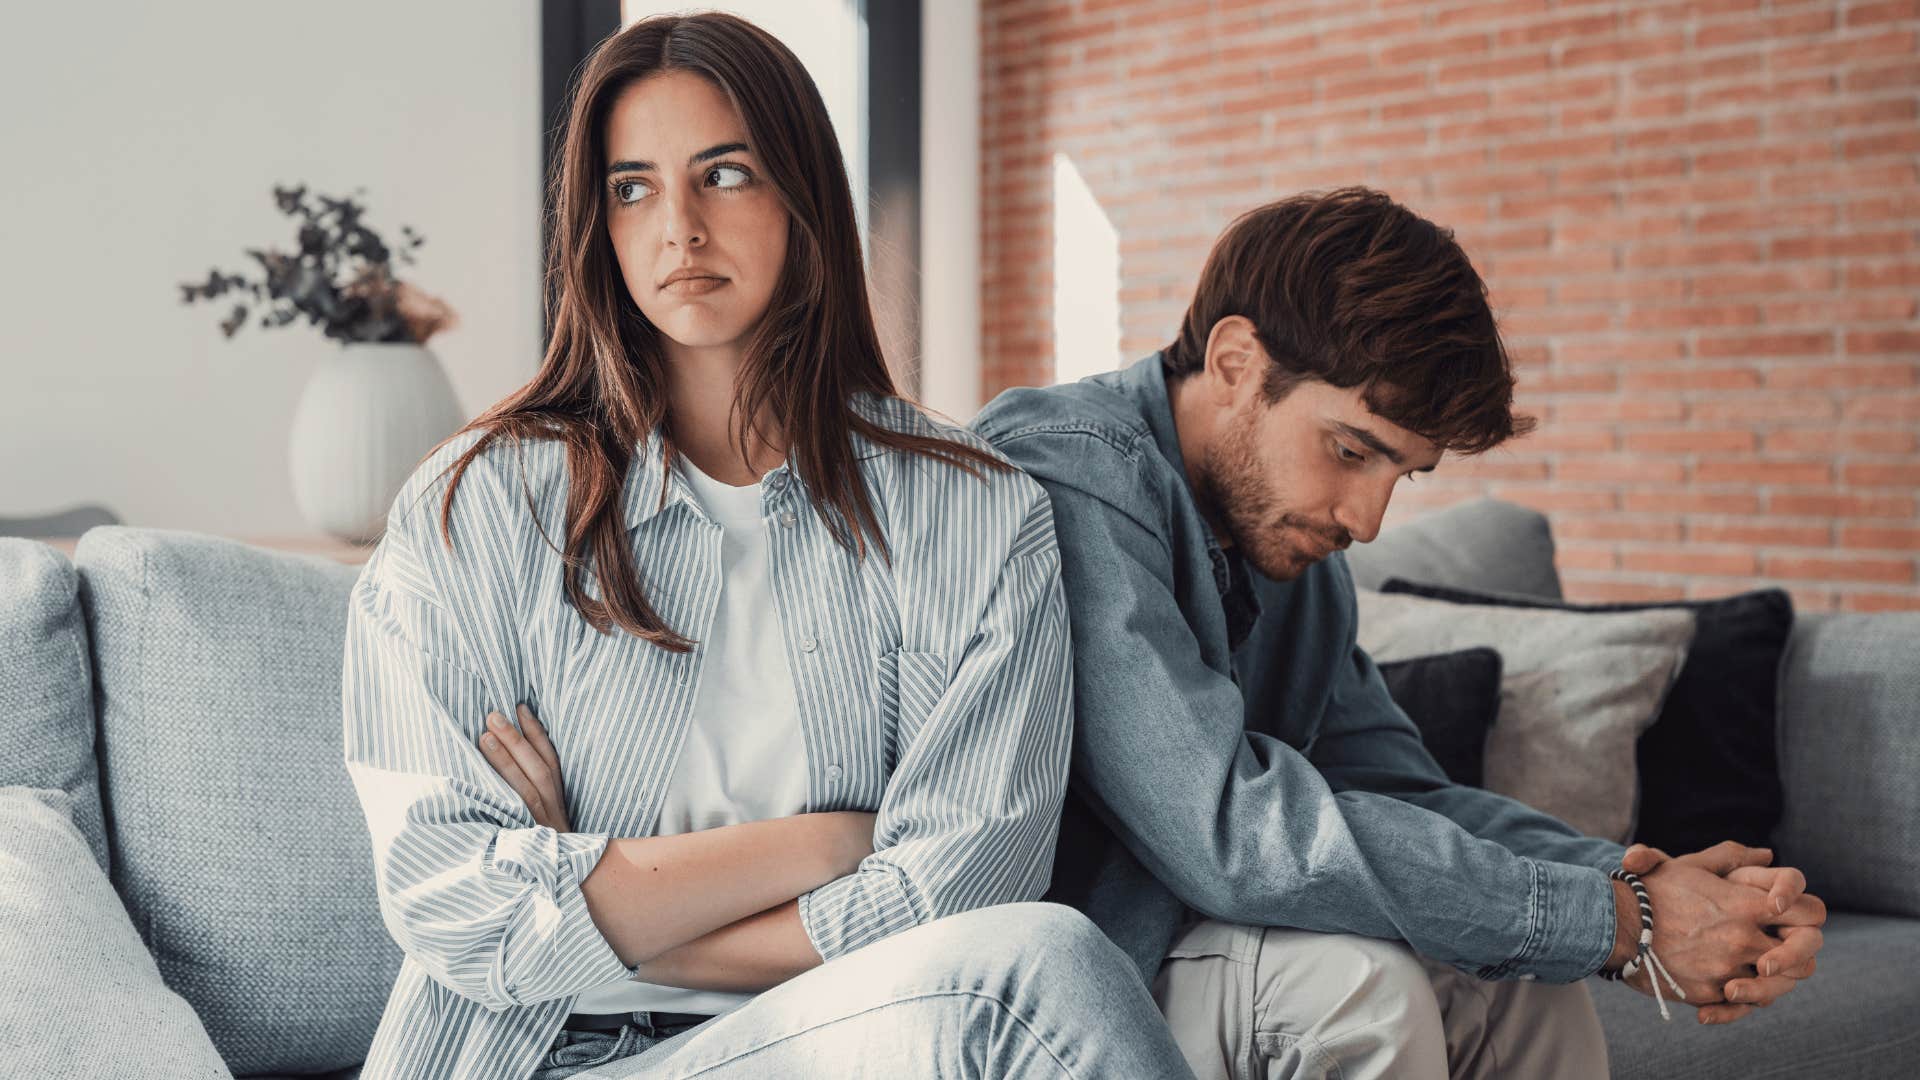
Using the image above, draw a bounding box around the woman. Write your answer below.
[341,12,1194,1080]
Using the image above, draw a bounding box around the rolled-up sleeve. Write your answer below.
[341,514,627,1012]
[798,500,1074,960]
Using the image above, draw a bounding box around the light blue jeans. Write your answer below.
[532,902,1196,1079]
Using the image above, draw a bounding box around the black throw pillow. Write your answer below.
[1375,647,1505,789]
[1378,579,1794,854]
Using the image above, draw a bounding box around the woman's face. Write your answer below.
[603,70,790,357]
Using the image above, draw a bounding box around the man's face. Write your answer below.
[1195,378,1443,581]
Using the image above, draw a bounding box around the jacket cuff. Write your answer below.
[1480,858,1618,984]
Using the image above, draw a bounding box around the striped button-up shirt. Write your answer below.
[342,395,1073,1080]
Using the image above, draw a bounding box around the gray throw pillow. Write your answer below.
[1356,589,1697,842]
[0,540,109,870]
[0,786,231,1079]
[73,527,400,1076]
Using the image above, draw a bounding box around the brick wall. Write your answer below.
[980,0,1920,611]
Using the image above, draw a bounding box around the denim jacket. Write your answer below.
[972,353,1626,987]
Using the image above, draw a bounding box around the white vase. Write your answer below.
[288,343,466,544]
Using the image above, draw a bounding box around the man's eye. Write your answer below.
[1336,444,1364,463]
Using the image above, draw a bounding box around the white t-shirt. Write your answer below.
[571,455,809,1017]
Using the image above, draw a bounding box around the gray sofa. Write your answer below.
[2,500,1914,1077]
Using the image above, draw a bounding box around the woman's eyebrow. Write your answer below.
[606,142,751,176]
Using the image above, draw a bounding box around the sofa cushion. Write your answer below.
[74,527,400,1076]
[1345,498,1563,601]
[1375,647,1504,789]
[1593,910,1920,1078]
[1356,588,1696,843]
[1377,580,1793,857]
[0,785,231,1079]
[1771,612,1920,919]
[0,540,109,870]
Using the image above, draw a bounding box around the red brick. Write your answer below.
[1690,396,1839,424]
[1769,493,1916,519]
[1765,295,1917,324]
[1490,486,1621,513]
[1845,60,1920,93]
[1843,592,1920,612]
[1845,463,1920,488]
[1621,367,1762,391]
[1695,332,1833,359]
[1772,231,1913,260]
[1558,457,1689,485]
[1555,515,1685,542]
[1695,460,1834,487]
[1847,1,1920,27]
[1693,266,1836,299]
[1772,30,1915,71]
[1843,527,1920,552]
[1623,429,1758,453]
[1846,330,1920,355]
[1624,490,1761,515]
[1381,34,1492,66]
[1765,363,1917,390]
[1624,240,1764,269]
[1690,522,1833,547]
[1562,579,1690,603]
[1766,428,1919,455]
[1622,550,1759,577]
[1843,394,1920,423]
[1764,556,1915,584]
[1845,129,1920,160]
[1555,398,1687,423]
[1556,543,1619,572]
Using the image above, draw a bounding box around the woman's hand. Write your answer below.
[479,703,571,832]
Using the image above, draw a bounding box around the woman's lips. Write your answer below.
[661,276,728,296]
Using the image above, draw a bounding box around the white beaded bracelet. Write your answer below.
[1598,868,1687,1021]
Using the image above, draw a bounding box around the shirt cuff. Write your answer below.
[1480,858,1619,984]
[798,861,924,961]
[483,827,627,1007]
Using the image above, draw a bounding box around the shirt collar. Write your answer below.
[618,392,893,533]
[1121,351,1261,639]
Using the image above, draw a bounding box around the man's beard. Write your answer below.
[1195,416,1351,582]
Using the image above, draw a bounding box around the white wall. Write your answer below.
[0,1,542,534]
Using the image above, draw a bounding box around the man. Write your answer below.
[968,186,1827,1079]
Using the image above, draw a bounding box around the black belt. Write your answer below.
[564,1010,714,1034]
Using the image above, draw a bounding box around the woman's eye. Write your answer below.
[611,179,653,205]
[708,163,751,189]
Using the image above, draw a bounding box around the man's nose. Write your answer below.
[1333,482,1392,546]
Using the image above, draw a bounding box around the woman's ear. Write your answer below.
[1202,315,1267,405]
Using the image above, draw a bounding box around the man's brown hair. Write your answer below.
[1163,186,1532,454]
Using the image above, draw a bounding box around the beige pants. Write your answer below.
[1151,920,1609,1080]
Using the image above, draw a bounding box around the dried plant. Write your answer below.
[178,184,456,344]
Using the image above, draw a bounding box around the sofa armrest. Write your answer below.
[1770,612,1920,918]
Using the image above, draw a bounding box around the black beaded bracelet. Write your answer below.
[1599,868,1686,1021]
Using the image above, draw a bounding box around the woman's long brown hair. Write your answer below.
[422,12,1006,652]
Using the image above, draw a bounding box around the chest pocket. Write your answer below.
[876,648,946,775]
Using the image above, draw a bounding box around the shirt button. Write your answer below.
[779,511,797,529]
[801,635,818,653]
[826,764,843,783]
